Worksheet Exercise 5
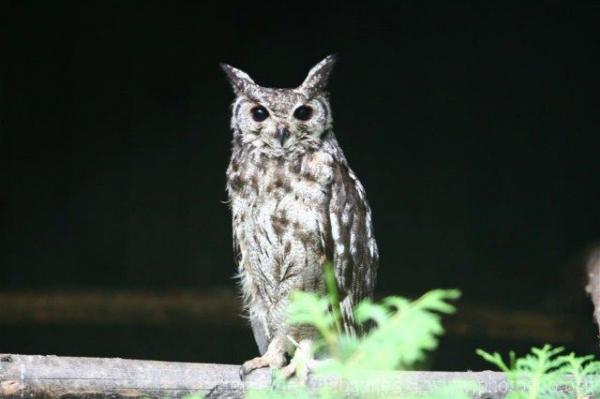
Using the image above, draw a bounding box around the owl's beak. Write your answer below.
[276,125,290,146]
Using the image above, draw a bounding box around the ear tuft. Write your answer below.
[220,63,256,95]
[298,54,337,97]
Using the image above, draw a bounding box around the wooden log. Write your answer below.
[0,354,251,398]
[0,354,514,398]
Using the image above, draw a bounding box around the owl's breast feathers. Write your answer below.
[227,138,379,334]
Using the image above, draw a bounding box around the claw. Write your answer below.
[280,339,315,385]
[240,350,287,381]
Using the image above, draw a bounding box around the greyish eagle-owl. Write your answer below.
[222,55,379,378]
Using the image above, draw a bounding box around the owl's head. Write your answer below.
[221,55,336,154]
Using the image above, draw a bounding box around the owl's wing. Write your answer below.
[327,164,379,335]
[232,218,269,354]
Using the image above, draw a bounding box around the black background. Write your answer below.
[3,1,600,369]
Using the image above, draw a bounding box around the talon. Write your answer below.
[280,363,296,379]
[239,361,259,380]
[240,353,285,380]
[281,339,315,385]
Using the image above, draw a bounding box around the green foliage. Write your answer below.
[259,262,462,398]
[287,289,460,378]
[288,263,460,376]
[557,352,600,399]
[477,345,600,399]
[403,379,478,399]
[181,393,204,399]
[247,387,339,399]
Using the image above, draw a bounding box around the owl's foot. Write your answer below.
[278,338,316,385]
[239,348,287,381]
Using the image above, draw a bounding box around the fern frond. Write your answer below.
[477,345,600,399]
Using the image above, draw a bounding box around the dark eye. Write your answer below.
[293,105,313,121]
[251,106,269,122]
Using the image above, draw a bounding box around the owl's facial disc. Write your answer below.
[223,55,337,153]
[236,93,331,151]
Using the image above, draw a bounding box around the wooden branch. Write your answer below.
[0,354,251,398]
[0,290,592,344]
[0,354,515,399]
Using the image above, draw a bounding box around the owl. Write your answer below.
[221,55,379,378]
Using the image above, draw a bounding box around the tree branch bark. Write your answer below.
[0,354,513,398]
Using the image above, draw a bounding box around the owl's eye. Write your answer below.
[250,106,269,122]
[293,105,313,121]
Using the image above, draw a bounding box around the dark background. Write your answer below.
[2,1,600,370]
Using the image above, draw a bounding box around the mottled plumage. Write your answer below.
[222,55,379,375]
